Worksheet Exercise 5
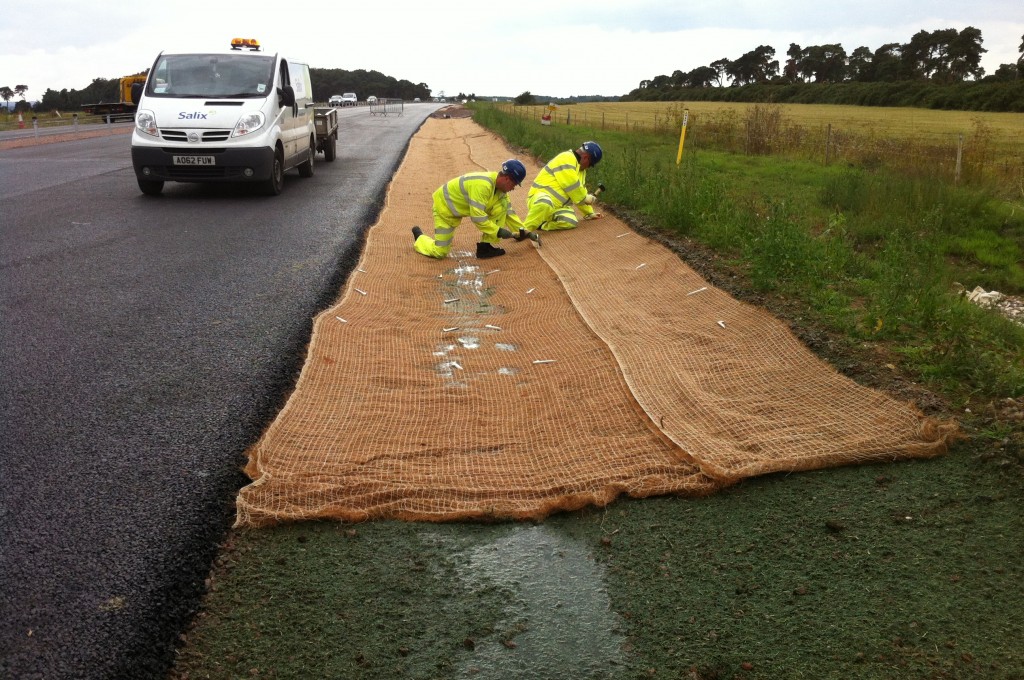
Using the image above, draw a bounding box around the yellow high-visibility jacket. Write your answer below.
[432,171,523,240]
[527,150,595,218]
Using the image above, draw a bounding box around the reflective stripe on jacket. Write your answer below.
[527,150,595,218]
[430,171,524,242]
[435,172,503,228]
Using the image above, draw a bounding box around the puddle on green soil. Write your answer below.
[431,524,625,679]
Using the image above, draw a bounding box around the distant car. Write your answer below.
[413,97,421,102]
[341,92,358,106]
[366,95,378,103]
[328,94,343,107]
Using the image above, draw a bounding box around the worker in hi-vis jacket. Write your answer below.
[412,159,528,260]
[516,141,604,236]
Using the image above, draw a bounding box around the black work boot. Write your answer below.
[476,242,506,259]
[411,226,423,241]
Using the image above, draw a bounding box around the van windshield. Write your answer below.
[147,54,275,98]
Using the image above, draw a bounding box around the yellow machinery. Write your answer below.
[81,71,148,116]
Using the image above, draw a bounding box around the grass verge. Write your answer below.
[173,449,1023,679]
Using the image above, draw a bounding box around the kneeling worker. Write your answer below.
[517,141,603,237]
[412,159,528,260]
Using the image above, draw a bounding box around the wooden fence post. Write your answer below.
[825,123,832,165]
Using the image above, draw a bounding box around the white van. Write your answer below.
[131,38,317,196]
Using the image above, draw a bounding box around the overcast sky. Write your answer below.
[2,0,1021,100]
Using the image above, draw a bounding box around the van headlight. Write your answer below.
[135,109,158,137]
[233,112,265,137]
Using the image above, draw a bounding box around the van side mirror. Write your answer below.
[278,85,296,108]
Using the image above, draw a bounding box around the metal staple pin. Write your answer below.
[616,233,630,238]
[442,327,459,332]
[717,320,726,328]
[355,288,367,296]
[450,362,463,370]
[485,269,500,275]
[636,263,647,270]
[687,287,708,296]
[444,298,460,304]
[485,324,502,330]
[532,359,556,364]
[335,316,347,323]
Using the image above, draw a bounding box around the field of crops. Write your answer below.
[497,101,1024,190]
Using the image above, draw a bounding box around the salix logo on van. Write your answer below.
[178,111,212,120]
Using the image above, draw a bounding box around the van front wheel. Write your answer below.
[138,178,164,196]
[298,136,315,178]
[262,148,285,196]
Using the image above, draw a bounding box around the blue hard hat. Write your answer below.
[501,159,527,185]
[580,141,603,165]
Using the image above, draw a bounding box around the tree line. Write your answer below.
[1,67,433,114]
[308,68,431,102]
[0,85,31,111]
[625,28,1024,111]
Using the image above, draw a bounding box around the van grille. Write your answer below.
[160,129,232,142]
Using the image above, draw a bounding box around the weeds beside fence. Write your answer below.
[498,102,1024,195]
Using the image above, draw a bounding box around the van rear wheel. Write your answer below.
[323,133,337,162]
[262,148,285,196]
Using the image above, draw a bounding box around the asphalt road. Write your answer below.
[0,103,443,679]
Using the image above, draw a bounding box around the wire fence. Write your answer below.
[499,103,1024,191]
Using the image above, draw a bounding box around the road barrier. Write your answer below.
[369,98,404,117]
[1,112,134,132]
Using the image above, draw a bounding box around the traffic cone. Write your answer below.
[18,112,25,129]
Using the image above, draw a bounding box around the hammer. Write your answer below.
[514,228,542,248]
[585,183,606,206]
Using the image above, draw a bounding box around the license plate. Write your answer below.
[172,155,215,166]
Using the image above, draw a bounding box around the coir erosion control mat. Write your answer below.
[234,116,958,526]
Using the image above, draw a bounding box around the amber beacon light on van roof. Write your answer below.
[230,38,262,51]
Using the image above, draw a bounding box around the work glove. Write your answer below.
[583,193,598,205]
[583,212,604,220]
[496,227,513,239]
